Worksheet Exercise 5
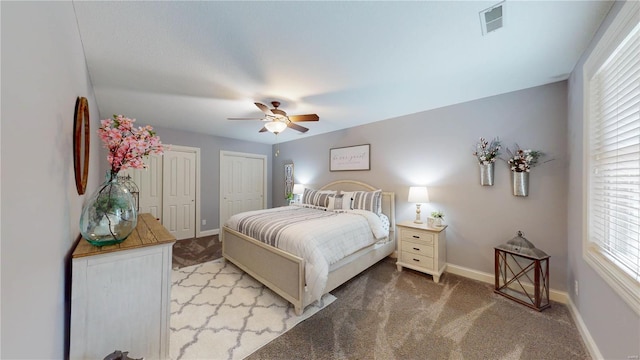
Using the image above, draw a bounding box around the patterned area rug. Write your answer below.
[170,258,336,360]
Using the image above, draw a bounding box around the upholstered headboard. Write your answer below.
[319,180,396,230]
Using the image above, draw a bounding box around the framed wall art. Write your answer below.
[284,163,294,198]
[73,96,90,195]
[330,144,370,171]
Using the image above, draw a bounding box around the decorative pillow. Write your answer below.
[339,191,355,210]
[302,188,336,208]
[351,189,382,214]
[327,194,345,211]
[378,212,390,233]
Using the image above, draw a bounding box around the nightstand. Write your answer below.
[396,221,447,283]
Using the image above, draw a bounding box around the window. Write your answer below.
[584,1,640,313]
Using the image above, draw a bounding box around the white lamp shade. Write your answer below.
[264,121,287,134]
[292,184,305,195]
[408,186,429,203]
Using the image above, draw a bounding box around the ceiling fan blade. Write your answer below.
[288,114,319,122]
[287,122,309,133]
[255,102,273,116]
[227,117,264,120]
[271,108,287,116]
[258,127,268,133]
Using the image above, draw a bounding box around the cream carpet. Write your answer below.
[247,258,590,360]
[170,258,336,360]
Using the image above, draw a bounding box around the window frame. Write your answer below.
[582,0,640,315]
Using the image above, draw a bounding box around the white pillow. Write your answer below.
[327,194,345,210]
[339,191,355,210]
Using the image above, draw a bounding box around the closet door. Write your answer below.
[220,151,266,228]
[163,149,197,240]
[121,154,163,221]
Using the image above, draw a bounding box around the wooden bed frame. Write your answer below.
[221,180,396,315]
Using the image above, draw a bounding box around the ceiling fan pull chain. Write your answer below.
[275,134,280,157]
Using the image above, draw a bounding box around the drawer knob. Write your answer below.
[412,235,420,239]
[413,247,420,251]
[413,258,420,262]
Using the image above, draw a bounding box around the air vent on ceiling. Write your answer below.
[480,1,505,35]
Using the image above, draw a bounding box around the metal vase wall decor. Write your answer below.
[479,163,495,186]
[507,145,545,197]
[473,137,501,186]
[511,171,529,197]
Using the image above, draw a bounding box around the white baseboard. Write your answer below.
[566,297,603,360]
[445,263,568,304]
[199,229,219,237]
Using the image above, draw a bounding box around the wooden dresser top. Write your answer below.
[73,213,176,258]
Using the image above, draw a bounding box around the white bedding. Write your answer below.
[224,206,389,304]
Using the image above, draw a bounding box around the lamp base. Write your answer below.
[414,204,423,224]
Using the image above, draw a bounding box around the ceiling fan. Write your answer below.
[228,101,319,134]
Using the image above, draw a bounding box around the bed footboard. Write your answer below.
[222,226,306,315]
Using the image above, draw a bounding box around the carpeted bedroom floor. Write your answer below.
[172,237,590,360]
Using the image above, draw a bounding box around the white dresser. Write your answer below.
[396,221,447,283]
[70,213,176,360]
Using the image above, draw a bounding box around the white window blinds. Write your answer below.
[588,22,640,282]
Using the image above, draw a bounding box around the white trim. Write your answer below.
[581,0,640,315]
[167,145,202,238]
[566,297,603,360]
[198,229,219,237]
[446,263,568,304]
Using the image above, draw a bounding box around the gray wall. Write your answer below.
[1,2,103,358]
[138,126,273,231]
[567,1,640,359]
[274,81,569,291]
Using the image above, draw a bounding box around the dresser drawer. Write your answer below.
[400,251,434,271]
[400,228,434,245]
[401,239,434,258]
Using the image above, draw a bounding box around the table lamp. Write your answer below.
[408,186,429,224]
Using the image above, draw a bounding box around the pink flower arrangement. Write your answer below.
[98,115,165,175]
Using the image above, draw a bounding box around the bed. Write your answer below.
[221,180,396,315]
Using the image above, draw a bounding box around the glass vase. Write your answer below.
[80,171,138,246]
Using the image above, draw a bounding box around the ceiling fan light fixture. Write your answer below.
[264,120,287,134]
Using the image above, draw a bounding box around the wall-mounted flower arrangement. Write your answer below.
[472,137,550,197]
[473,137,501,186]
[506,145,546,197]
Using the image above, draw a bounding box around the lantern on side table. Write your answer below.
[494,231,550,311]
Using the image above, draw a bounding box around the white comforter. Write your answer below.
[224,206,388,305]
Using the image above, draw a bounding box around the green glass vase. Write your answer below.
[79,171,138,246]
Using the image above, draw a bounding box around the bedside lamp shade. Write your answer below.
[408,186,429,224]
[408,186,429,203]
[292,184,305,195]
[292,184,305,203]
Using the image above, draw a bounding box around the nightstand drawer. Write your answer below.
[402,240,434,258]
[400,252,434,271]
[400,228,434,245]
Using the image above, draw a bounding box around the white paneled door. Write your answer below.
[163,150,197,240]
[220,151,266,227]
[121,154,163,220]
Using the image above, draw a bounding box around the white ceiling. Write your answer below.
[73,1,612,145]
